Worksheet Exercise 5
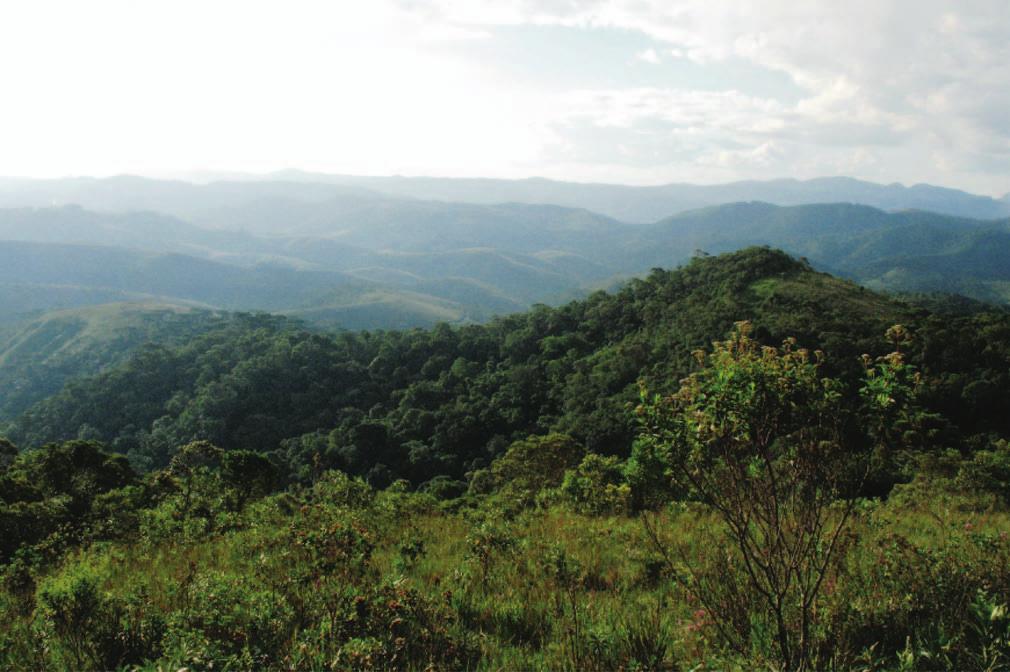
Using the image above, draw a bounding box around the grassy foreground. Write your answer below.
[2,471,1009,671]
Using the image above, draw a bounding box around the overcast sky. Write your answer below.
[0,1,1007,195]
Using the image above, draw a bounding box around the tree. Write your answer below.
[220,450,277,509]
[471,433,583,508]
[0,437,16,470]
[165,441,276,515]
[13,441,135,516]
[635,322,918,671]
[0,440,137,564]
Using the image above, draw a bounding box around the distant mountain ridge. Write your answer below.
[621,202,1010,303]
[272,172,1010,222]
[0,175,382,221]
[2,172,1010,332]
[1,173,1007,222]
[2,199,1010,328]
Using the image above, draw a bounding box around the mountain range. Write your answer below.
[4,173,1007,222]
[278,172,1010,222]
[1,177,1010,329]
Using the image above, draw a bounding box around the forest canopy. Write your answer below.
[4,247,1009,491]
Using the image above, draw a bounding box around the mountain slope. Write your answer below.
[625,203,1010,302]
[0,303,228,419]
[0,175,385,220]
[7,248,965,481]
[0,240,510,328]
[0,240,353,311]
[6,200,1010,329]
[0,202,624,326]
[0,205,260,256]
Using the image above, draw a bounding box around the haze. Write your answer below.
[1,0,1007,195]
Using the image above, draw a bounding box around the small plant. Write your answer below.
[164,569,296,667]
[618,600,678,671]
[965,590,1010,672]
[466,518,517,582]
[393,532,427,574]
[544,545,585,670]
[560,452,632,515]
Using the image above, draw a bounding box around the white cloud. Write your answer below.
[702,142,784,169]
[402,0,1010,193]
[636,48,660,64]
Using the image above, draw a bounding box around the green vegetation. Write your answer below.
[635,323,920,670]
[3,248,1010,670]
[0,250,888,473]
[0,303,229,419]
[634,203,1010,305]
[8,247,1010,485]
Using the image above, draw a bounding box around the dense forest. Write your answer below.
[0,304,229,420]
[3,247,1010,670]
[7,247,1010,484]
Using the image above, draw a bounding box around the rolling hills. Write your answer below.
[627,203,1010,301]
[4,198,1010,331]
[278,172,1010,222]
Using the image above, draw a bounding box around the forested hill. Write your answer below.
[4,247,1010,488]
[631,203,1010,303]
[0,304,231,420]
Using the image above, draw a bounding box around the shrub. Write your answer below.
[486,433,584,509]
[826,523,1010,669]
[162,570,295,668]
[289,583,481,671]
[956,440,1010,507]
[636,323,919,670]
[36,565,164,670]
[560,452,631,515]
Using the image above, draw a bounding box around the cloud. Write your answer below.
[636,48,660,64]
[398,0,1010,193]
[0,0,1005,194]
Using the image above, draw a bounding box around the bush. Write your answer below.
[36,565,164,670]
[311,469,376,510]
[161,570,295,668]
[636,323,919,669]
[419,475,468,500]
[486,433,584,509]
[290,583,480,671]
[560,453,632,515]
[826,523,1010,669]
[956,440,1010,507]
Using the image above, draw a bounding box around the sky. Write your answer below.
[0,0,1007,196]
